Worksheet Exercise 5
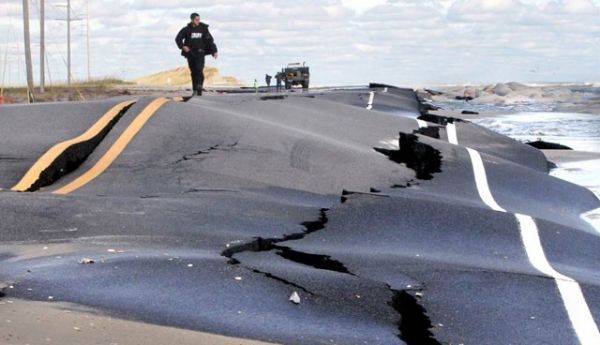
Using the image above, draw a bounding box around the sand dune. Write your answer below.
[131,65,243,87]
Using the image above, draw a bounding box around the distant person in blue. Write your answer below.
[275,73,283,92]
[175,13,218,96]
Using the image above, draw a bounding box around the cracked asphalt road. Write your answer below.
[1,85,599,344]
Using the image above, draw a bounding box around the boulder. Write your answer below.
[506,82,528,91]
[463,87,480,99]
[492,83,513,96]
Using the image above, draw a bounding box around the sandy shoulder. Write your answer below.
[0,299,276,345]
[541,150,600,165]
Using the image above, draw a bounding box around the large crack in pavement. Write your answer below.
[389,289,442,345]
[374,133,442,180]
[215,116,447,342]
[221,208,329,263]
[414,126,441,140]
[23,102,136,192]
[220,208,331,296]
[274,246,354,275]
[220,199,442,344]
[418,113,464,126]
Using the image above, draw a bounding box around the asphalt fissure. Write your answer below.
[221,208,330,263]
[220,208,334,295]
[374,133,442,180]
[25,102,136,192]
[250,268,315,295]
[274,246,354,275]
[172,142,239,165]
[389,289,441,345]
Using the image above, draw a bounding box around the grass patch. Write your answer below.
[1,78,132,91]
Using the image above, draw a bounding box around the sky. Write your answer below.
[0,0,599,87]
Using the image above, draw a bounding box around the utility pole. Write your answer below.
[56,1,82,85]
[86,0,90,81]
[40,0,45,93]
[67,0,71,85]
[22,0,35,102]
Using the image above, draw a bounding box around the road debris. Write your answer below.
[289,291,301,304]
[79,258,95,265]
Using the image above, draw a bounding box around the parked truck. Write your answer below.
[276,62,310,90]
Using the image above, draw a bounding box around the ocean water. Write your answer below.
[469,111,600,233]
[433,84,600,115]
[471,112,600,153]
[436,99,557,113]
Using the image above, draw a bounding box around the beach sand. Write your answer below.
[0,299,276,345]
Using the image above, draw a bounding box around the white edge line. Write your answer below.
[515,213,571,280]
[516,213,600,345]
[366,91,375,110]
[416,119,428,128]
[446,122,458,145]
[465,148,506,213]
[461,124,600,344]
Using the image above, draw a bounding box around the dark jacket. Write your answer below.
[175,22,218,58]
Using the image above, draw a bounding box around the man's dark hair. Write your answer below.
[190,13,200,20]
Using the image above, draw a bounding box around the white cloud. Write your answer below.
[0,0,598,87]
[452,0,518,13]
[545,0,599,13]
[341,0,387,15]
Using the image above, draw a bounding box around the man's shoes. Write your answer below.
[191,87,204,97]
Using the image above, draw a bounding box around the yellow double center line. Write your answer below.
[53,97,170,194]
[11,100,137,192]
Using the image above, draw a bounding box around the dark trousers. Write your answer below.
[187,54,205,92]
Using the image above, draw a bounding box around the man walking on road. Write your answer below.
[175,13,218,96]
